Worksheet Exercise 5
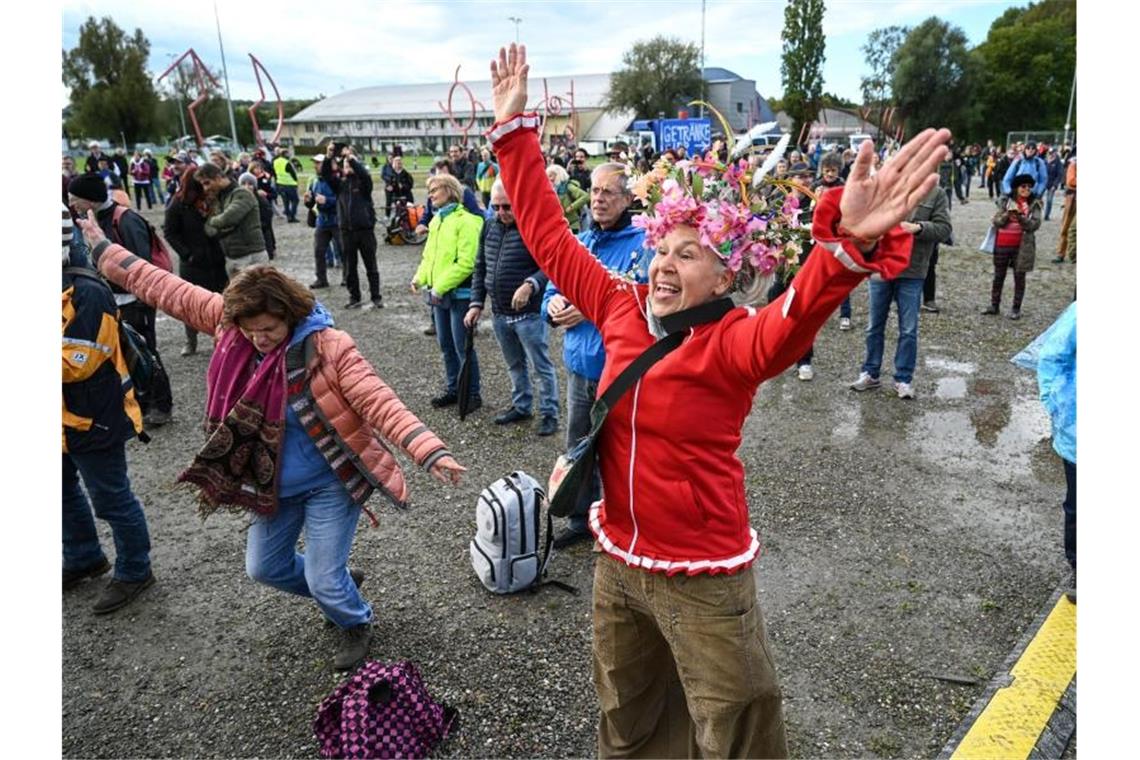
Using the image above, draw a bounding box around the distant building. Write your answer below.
[283,69,777,153]
[776,107,881,144]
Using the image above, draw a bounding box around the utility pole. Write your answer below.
[1063,66,1076,146]
[699,0,706,119]
[168,53,188,140]
[214,1,240,149]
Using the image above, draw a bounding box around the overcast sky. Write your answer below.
[62,0,1025,106]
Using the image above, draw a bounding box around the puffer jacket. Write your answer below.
[470,217,548,317]
[896,184,952,280]
[992,196,1043,272]
[89,241,450,507]
[413,206,484,296]
[205,183,266,259]
[62,262,144,453]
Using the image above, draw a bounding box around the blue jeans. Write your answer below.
[1045,187,1058,220]
[862,277,924,384]
[62,447,152,582]
[840,295,852,319]
[491,312,559,419]
[434,298,481,396]
[279,185,300,221]
[244,480,371,629]
[565,370,601,532]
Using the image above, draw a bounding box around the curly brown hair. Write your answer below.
[222,265,315,328]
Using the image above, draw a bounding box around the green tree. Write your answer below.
[859,25,909,113]
[780,0,827,140]
[605,36,703,118]
[891,17,978,139]
[62,16,160,145]
[972,0,1076,139]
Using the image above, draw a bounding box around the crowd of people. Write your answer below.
[62,41,1077,755]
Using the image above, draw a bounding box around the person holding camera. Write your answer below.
[320,144,383,310]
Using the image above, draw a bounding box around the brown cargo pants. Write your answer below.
[592,554,788,758]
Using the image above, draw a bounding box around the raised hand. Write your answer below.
[839,128,952,241]
[490,43,530,124]
[76,209,107,250]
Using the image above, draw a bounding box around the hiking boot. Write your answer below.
[92,571,155,615]
[552,526,592,550]
[1009,308,1022,320]
[63,557,111,591]
[494,407,532,425]
[424,323,437,336]
[464,395,483,413]
[894,381,916,399]
[849,372,881,392]
[921,301,940,313]
[430,391,458,408]
[839,317,852,331]
[981,305,1000,316]
[344,299,364,310]
[370,297,385,310]
[310,280,330,289]
[537,415,559,437]
[180,344,197,357]
[797,364,814,381]
[334,623,372,671]
[143,408,172,427]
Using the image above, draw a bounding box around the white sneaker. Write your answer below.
[797,364,814,381]
[849,372,881,391]
[894,381,916,399]
[839,317,852,331]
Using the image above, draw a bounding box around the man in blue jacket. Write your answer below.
[542,162,649,548]
[1002,142,1048,197]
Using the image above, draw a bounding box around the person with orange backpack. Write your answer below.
[1054,151,1077,263]
[68,173,175,426]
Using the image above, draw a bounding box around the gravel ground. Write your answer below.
[62,187,1077,759]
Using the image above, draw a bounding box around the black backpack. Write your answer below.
[65,266,165,434]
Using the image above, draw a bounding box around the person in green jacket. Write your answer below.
[546,163,589,233]
[198,163,268,276]
[411,173,485,411]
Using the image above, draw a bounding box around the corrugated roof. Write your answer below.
[289,73,615,122]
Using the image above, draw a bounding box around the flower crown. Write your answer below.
[630,155,812,276]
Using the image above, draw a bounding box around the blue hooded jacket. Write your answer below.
[541,217,649,380]
[1001,154,1048,197]
[278,303,339,497]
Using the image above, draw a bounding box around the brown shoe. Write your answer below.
[92,571,155,615]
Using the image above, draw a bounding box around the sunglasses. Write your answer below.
[491,203,511,211]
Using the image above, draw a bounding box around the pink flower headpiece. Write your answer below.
[631,154,814,276]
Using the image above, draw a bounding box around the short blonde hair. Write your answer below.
[546,164,569,184]
[426,173,463,204]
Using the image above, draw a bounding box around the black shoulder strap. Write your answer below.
[597,297,734,411]
[64,265,110,292]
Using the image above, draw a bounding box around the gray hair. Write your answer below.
[238,172,257,188]
[591,162,632,194]
[490,177,507,199]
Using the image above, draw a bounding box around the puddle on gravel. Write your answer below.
[909,393,1050,477]
[933,376,969,399]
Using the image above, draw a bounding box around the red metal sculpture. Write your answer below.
[438,65,485,148]
[247,54,285,147]
[157,49,219,148]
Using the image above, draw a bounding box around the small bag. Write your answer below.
[306,206,317,228]
[314,660,458,759]
[979,226,996,254]
[546,297,735,517]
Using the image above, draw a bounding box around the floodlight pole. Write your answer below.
[508,16,522,44]
[168,53,188,139]
[214,1,241,149]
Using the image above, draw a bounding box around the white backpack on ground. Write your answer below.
[470,471,576,595]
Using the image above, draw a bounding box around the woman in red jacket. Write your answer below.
[488,44,951,757]
[75,215,466,672]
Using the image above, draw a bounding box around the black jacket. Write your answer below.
[98,203,153,297]
[162,199,227,291]
[322,158,376,230]
[470,218,549,317]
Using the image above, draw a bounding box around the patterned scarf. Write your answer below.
[177,326,289,517]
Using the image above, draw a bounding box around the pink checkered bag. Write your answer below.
[314,660,458,759]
